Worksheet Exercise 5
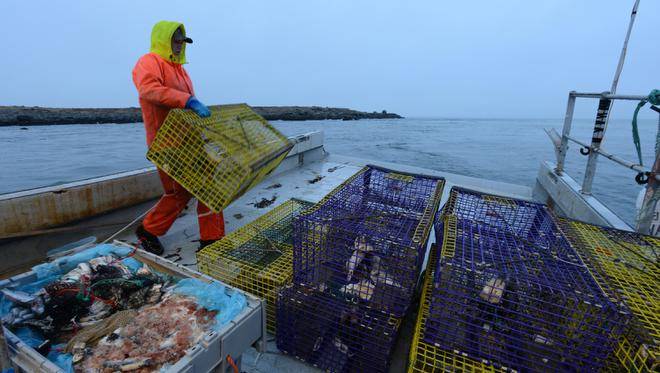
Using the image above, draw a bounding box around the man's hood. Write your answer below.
[150,21,187,64]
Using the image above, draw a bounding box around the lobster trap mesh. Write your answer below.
[147,104,293,212]
[196,198,313,334]
[276,283,401,373]
[426,214,627,372]
[441,187,557,247]
[408,245,501,373]
[293,165,444,317]
[557,219,659,372]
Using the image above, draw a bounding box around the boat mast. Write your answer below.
[610,0,640,94]
[581,0,640,195]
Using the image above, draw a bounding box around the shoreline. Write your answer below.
[0,105,402,126]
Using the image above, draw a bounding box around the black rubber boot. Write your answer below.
[135,224,164,255]
[198,239,219,252]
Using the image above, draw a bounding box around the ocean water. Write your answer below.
[0,118,657,225]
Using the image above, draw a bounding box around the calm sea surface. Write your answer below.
[1,118,657,225]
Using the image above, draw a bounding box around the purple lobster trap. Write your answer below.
[440,186,559,248]
[426,212,629,372]
[293,165,444,317]
[276,283,401,373]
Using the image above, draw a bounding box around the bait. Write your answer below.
[346,236,374,282]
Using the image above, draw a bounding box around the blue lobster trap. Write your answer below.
[276,283,401,373]
[440,186,559,248]
[426,188,629,372]
[292,165,444,317]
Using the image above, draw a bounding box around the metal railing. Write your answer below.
[554,91,660,195]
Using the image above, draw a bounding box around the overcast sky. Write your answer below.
[1,1,658,118]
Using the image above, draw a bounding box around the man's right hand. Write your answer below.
[185,96,211,118]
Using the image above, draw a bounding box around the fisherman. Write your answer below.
[132,21,224,255]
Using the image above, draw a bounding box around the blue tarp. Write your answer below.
[12,329,72,372]
[46,345,73,373]
[32,244,134,280]
[172,278,247,330]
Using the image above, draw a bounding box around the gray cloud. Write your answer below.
[1,0,658,119]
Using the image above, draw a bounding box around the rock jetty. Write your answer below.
[0,105,401,126]
[249,106,402,121]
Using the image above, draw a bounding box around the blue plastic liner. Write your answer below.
[120,257,143,273]
[32,244,134,280]
[46,344,73,373]
[12,330,72,372]
[13,328,44,349]
[172,278,247,329]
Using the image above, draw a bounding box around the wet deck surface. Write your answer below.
[108,154,531,373]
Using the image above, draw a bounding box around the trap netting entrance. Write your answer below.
[196,198,313,334]
[557,219,659,372]
[408,245,499,372]
[293,165,444,317]
[426,215,627,372]
[147,104,293,212]
[276,283,401,373]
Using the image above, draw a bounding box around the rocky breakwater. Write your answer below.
[249,106,402,121]
[0,105,402,126]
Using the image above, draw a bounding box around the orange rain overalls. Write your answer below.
[132,21,224,241]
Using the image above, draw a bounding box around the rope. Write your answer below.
[656,106,660,155]
[631,89,660,166]
[101,202,157,244]
[226,355,239,373]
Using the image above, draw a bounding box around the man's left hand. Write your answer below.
[186,96,211,118]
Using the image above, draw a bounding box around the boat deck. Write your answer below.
[117,153,532,279]
[107,152,532,373]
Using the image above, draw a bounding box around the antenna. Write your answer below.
[611,0,641,94]
[581,0,642,195]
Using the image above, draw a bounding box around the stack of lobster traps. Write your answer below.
[556,218,659,371]
[277,165,444,372]
[197,198,314,334]
[408,187,631,372]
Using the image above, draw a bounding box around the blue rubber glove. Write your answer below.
[185,96,211,118]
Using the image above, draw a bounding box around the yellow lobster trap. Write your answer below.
[557,219,659,372]
[147,104,293,212]
[196,198,314,333]
[408,245,502,373]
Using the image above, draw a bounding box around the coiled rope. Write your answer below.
[631,89,660,165]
